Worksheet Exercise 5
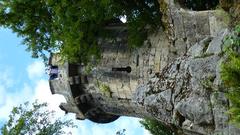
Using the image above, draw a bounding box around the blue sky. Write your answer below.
[0,28,150,135]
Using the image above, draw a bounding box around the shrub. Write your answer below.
[140,118,174,135]
[221,24,240,126]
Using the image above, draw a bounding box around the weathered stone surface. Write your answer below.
[206,29,229,54]
[196,11,210,37]
[173,11,185,39]
[175,39,187,55]
[187,37,212,57]
[209,10,230,36]
[182,11,197,45]
[131,29,240,134]
[176,97,213,125]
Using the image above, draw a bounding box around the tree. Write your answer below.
[0,0,161,63]
[140,118,174,135]
[1,101,76,135]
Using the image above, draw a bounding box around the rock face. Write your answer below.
[133,29,240,134]
[48,0,240,135]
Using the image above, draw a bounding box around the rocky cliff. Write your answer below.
[134,29,240,135]
[131,0,240,134]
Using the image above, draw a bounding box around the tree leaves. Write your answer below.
[1,100,76,135]
[140,118,173,135]
[221,24,240,127]
[0,0,162,64]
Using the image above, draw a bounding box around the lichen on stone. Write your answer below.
[97,81,112,97]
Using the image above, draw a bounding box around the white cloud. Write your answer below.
[0,85,6,106]
[0,69,29,121]
[0,83,34,121]
[114,117,147,135]
[0,68,13,88]
[27,61,45,80]
[0,61,62,122]
[144,129,152,135]
[26,61,67,113]
[91,125,114,135]
[75,122,89,135]
[32,79,66,116]
[69,117,151,135]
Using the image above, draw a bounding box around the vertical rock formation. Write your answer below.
[49,0,240,134]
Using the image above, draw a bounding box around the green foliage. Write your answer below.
[221,55,240,87]
[140,118,174,135]
[221,24,240,126]
[84,63,94,75]
[97,81,112,97]
[221,25,240,87]
[0,0,161,63]
[1,101,76,135]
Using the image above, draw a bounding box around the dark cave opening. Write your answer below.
[177,0,219,11]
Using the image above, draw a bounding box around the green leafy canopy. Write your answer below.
[0,0,161,64]
[1,100,76,135]
[221,24,240,126]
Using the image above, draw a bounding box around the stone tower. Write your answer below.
[49,0,240,134]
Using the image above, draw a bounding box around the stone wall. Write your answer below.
[93,31,171,100]
[88,4,230,103]
[49,55,85,120]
